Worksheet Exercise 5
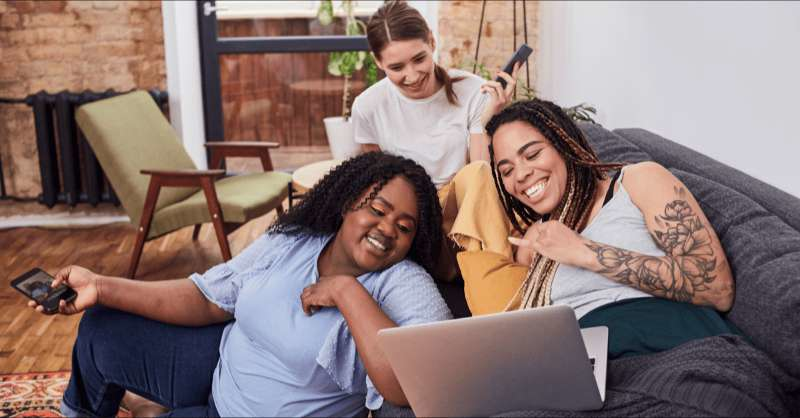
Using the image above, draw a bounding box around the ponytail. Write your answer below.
[434,64,465,106]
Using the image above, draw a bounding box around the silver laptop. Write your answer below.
[377,305,608,417]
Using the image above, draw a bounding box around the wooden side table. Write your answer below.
[288,159,343,209]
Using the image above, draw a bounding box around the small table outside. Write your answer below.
[288,159,343,209]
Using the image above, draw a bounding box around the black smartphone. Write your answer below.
[496,44,533,89]
[10,267,77,314]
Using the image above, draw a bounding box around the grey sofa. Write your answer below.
[376,124,800,416]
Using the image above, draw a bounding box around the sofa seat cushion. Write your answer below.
[149,171,291,239]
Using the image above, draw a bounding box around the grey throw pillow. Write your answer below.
[579,123,652,165]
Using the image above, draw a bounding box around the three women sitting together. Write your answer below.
[34,2,739,417]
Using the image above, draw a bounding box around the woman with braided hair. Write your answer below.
[31,152,451,417]
[473,98,739,358]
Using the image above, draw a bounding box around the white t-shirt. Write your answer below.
[351,68,489,187]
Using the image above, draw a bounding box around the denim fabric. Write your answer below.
[61,306,226,418]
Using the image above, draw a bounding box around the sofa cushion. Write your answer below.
[150,171,291,239]
[670,168,800,379]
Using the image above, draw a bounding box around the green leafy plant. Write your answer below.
[461,58,598,124]
[317,0,378,119]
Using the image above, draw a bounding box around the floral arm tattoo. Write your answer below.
[585,186,717,303]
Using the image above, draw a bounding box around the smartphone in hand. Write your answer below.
[496,44,533,89]
[11,267,77,314]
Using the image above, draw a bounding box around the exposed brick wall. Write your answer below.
[438,0,538,85]
[0,0,166,198]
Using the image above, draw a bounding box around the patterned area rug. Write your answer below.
[0,371,130,417]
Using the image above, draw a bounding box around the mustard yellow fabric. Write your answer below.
[438,161,528,315]
[457,250,528,316]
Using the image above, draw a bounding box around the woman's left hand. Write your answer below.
[480,62,521,126]
[300,275,359,315]
[508,220,594,269]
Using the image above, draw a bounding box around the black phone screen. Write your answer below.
[11,268,76,312]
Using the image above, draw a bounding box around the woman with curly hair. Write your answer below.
[468,98,738,358]
[31,152,451,417]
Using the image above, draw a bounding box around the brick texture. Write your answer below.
[438,0,538,86]
[0,0,166,198]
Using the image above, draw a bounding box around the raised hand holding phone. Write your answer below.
[480,44,532,126]
[479,61,521,127]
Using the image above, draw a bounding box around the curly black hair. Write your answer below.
[270,152,442,274]
[485,98,623,235]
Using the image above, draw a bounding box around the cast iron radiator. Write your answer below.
[25,89,168,208]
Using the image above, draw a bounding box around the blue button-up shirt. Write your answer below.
[190,231,452,417]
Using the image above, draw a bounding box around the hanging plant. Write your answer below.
[317,0,378,119]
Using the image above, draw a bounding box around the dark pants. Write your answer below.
[61,306,228,418]
[579,297,743,359]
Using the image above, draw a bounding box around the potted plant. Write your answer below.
[317,0,378,159]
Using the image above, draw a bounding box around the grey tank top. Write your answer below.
[550,167,662,318]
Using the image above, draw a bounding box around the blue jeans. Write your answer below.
[60,306,228,418]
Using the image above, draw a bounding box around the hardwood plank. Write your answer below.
[0,209,279,374]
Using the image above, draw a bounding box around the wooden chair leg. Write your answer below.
[128,228,147,279]
[200,178,232,260]
[128,179,162,279]
[192,224,202,240]
[259,153,274,171]
[287,182,294,210]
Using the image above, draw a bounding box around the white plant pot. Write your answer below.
[323,116,360,160]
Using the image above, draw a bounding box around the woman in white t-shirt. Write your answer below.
[352,1,519,281]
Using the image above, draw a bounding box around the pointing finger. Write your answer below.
[508,236,532,248]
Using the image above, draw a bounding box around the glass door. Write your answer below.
[197,1,380,167]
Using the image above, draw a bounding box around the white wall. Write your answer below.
[537,1,800,197]
[161,0,207,169]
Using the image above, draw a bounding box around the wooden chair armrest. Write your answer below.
[205,141,280,149]
[204,142,278,171]
[140,169,225,187]
[140,168,225,177]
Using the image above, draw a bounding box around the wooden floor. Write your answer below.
[0,209,279,374]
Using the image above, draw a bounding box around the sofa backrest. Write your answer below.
[582,123,800,379]
[614,127,800,232]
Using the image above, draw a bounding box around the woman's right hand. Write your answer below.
[479,62,521,126]
[509,223,540,266]
[28,265,100,315]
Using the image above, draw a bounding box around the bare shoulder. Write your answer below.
[621,161,691,211]
[623,161,673,183]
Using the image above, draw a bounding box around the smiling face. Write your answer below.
[493,120,569,215]
[334,176,419,275]
[375,38,439,99]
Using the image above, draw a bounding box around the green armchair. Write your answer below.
[76,91,291,278]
